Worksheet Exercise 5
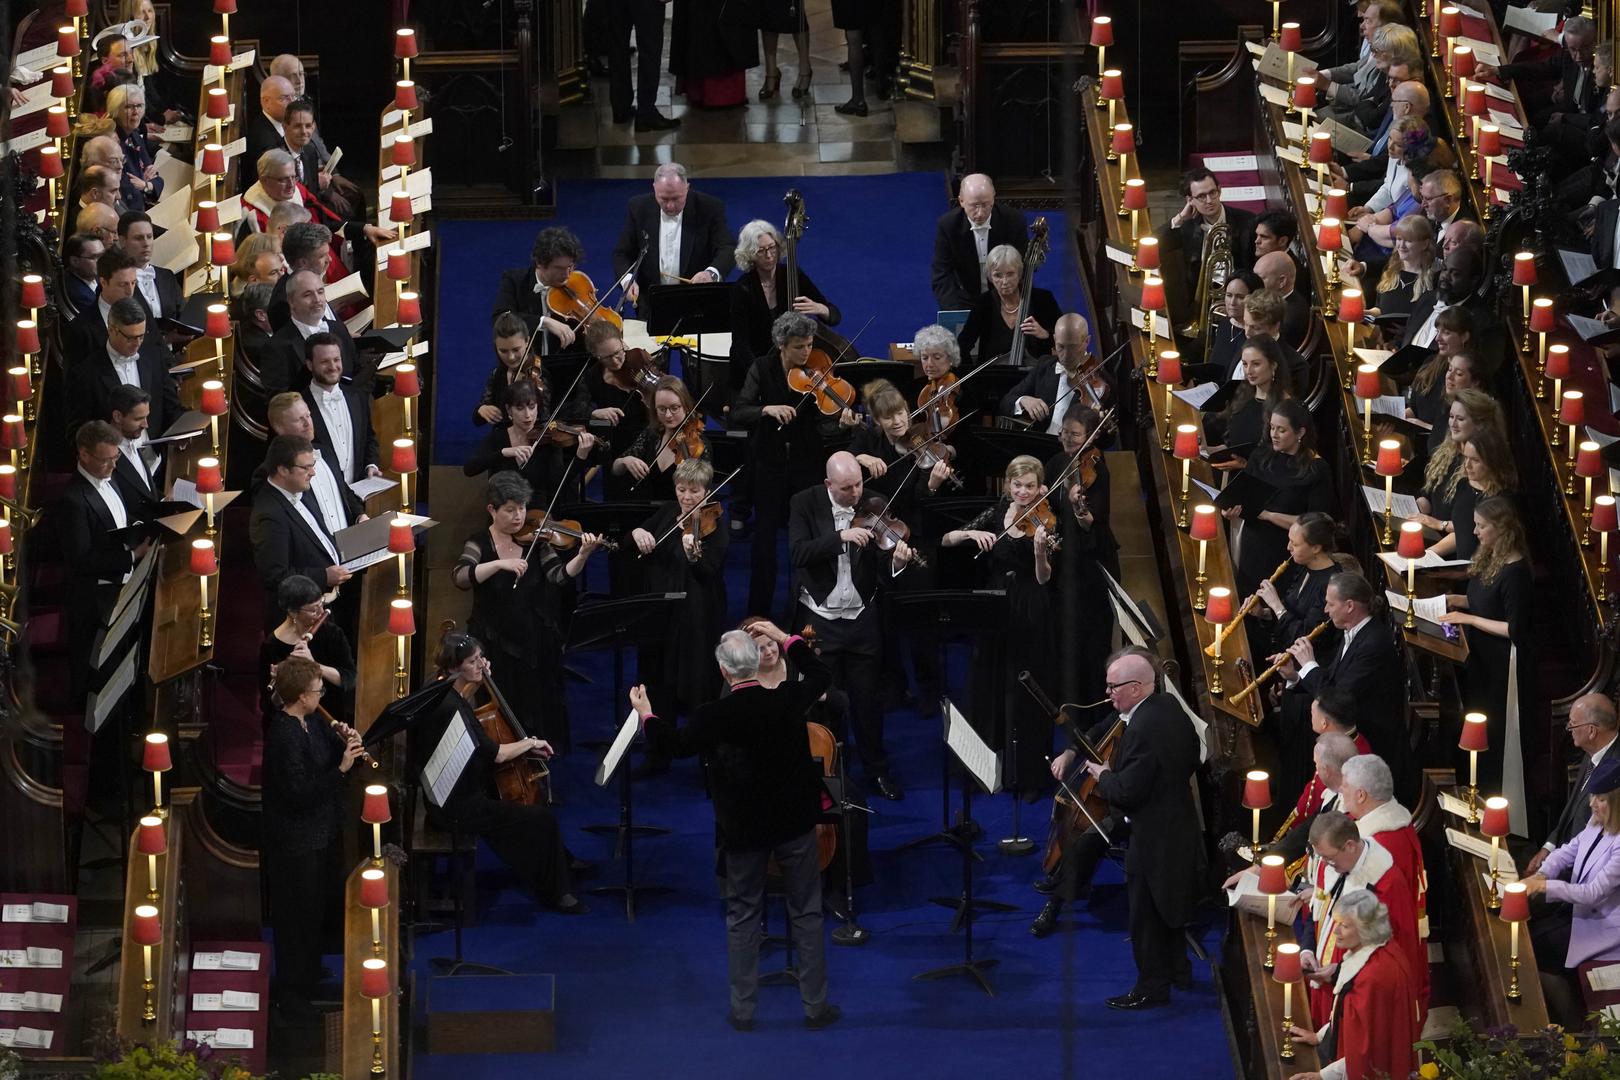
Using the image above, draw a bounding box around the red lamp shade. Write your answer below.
[214,0,238,12]
[388,518,415,555]
[1242,769,1270,809]
[361,958,392,999]
[195,457,223,494]
[1561,390,1586,427]
[1274,942,1303,984]
[1512,252,1537,287]
[1156,350,1182,386]
[1545,344,1571,380]
[1100,69,1123,101]
[1596,495,1620,533]
[388,598,415,637]
[1258,854,1289,895]
[1454,46,1476,80]
[132,905,162,947]
[1478,125,1502,157]
[1206,587,1234,625]
[57,25,78,59]
[387,249,411,282]
[211,232,235,267]
[390,191,414,225]
[143,732,172,773]
[395,27,419,59]
[1111,123,1135,157]
[209,36,231,66]
[20,275,45,311]
[391,135,417,168]
[1122,178,1148,211]
[1337,288,1364,324]
[137,815,166,856]
[0,466,15,500]
[1459,711,1490,752]
[1135,236,1159,271]
[1354,363,1381,400]
[0,415,25,450]
[45,106,69,139]
[204,304,231,341]
[360,868,389,909]
[1464,82,1486,117]
[1279,22,1302,53]
[194,202,220,234]
[206,87,230,121]
[1529,298,1556,333]
[1140,276,1165,312]
[50,66,74,100]
[1500,882,1530,923]
[1480,795,1510,838]
[65,0,88,16]
[201,144,226,177]
[37,146,63,180]
[1439,6,1461,37]
[1189,504,1219,542]
[1316,216,1341,251]
[1577,441,1605,480]
[396,291,422,326]
[0,519,12,556]
[391,438,417,474]
[1376,439,1404,478]
[1293,76,1317,111]
[1090,15,1114,47]
[395,80,419,111]
[190,538,218,577]
[14,320,40,355]
[1398,520,1426,559]
[1323,188,1349,221]
[200,380,227,416]
[1309,131,1334,165]
[1173,424,1200,460]
[392,363,420,398]
[362,783,392,824]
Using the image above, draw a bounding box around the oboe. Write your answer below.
[1228,621,1330,707]
[1203,559,1290,657]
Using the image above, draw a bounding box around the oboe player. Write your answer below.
[260,574,356,722]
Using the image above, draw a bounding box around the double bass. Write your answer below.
[1000,218,1050,369]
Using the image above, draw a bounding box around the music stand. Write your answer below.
[566,592,684,921]
[559,501,660,599]
[914,698,1002,997]
[645,283,731,398]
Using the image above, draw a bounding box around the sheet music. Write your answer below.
[341,549,394,574]
[1172,382,1221,409]
[1455,37,1499,66]
[87,647,138,735]
[1436,791,1474,821]
[186,1028,254,1049]
[345,305,377,336]
[2,902,67,923]
[0,1027,52,1049]
[1128,308,1172,339]
[943,699,1001,794]
[10,79,55,119]
[597,709,642,787]
[1353,347,1394,368]
[153,148,194,195]
[1567,312,1614,342]
[1377,549,1470,573]
[350,476,398,500]
[192,990,259,1011]
[95,544,159,671]
[1369,395,1408,419]
[373,229,432,270]
[1225,866,1305,921]
[1503,5,1558,36]
[193,950,262,971]
[1360,484,1420,520]
[1103,580,1211,760]
[5,128,49,155]
[1444,826,1519,878]
[1190,476,1221,502]
[1385,590,1448,624]
[422,712,478,807]
[1589,963,1620,992]
[1561,248,1601,285]
[0,992,61,1013]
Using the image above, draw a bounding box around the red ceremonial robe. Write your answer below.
[1323,942,1420,1080]
[1292,732,1372,821]
[1308,841,1424,1028]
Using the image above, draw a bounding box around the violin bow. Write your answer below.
[514,457,577,587]
[975,406,1115,555]
[893,410,972,468]
[783,315,875,420]
[631,383,714,490]
[642,466,743,554]
[1050,767,1114,846]
[905,352,1002,424]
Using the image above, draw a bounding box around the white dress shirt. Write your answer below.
[1013,358,1074,435]
[1294,613,1371,682]
[800,492,864,620]
[658,211,682,285]
[971,222,991,288]
[1412,299,1448,348]
[120,434,155,492]
[292,314,328,339]
[80,466,131,583]
[310,382,355,481]
[105,342,141,391]
[306,452,350,538]
[135,265,161,316]
[275,478,343,564]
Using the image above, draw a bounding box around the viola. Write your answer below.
[672,412,706,461]
[681,502,724,560]
[515,511,620,552]
[853,496,928,567]
[917,372,959,436]
[545,270,624,331]
[786,349,858,417]
[539,418,591,448]
[604,346,663,395]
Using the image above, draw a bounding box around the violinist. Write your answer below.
[452,474,607,748]
[734,311,860,616]
[942,455,1057,795]
[1000,313,1115,434]
[429,633,586,914]
[912,323,965,449]
[1046,404,1120,581]
[728,219,841,390]
[464,379,598,510]
[611,375,709,503]
[1220,399,1334,597]
[581,319,650,444]
[490,226,586,353]
[260,575,355,722]
[850,378,955,508]
[473,312,594,429]
[957,244,1060,366]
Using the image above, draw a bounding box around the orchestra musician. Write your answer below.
[1000,313,1115,432]
[629,622,842,1032]
[581,319,649,452]
[260,574,355,722]
[911,322,965,449]
[1221,399,1334,596]
[262,656,366,1022]
[1047,404,1120,701]
[452,473,606,749]
[612,163,734,314]
[464,379,598,511]
[429,633,587,913]
[1197,271,1263,379]
[957,245,1060,366]
[490,226,588,353]
[1252,511,1351,653]
[930,172,1029,311]
[849,378,955,509]
[473,312,594,429]
[611,375,710,503]
[729,219,841,391]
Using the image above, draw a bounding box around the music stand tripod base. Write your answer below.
[914,955,999,997]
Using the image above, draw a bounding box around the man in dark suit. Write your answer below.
[490,226,586,355]
[263,269,362,394]
[1254,251,1313,351]
[254,392,365,531]
[1590,193,1620,269]
[65,297,182,441]
[1160,166,1257,295]
[788,451,913,801]
[241,75,296,188]
[106,383,163,517]
[267,221,331,330]
[301,333,378,486]
[603,0,678,130]
[999,313,1114,431]
[1399,245,1503,372]
[1418,169,1477,250]
[1478,15,1599,131]
[632,621,841,1032]
[929,172,1029,311]
[281,98,326,192]
[611,164,733,317]
[117,211,182,325]
[1527,693,1618,872]
[248,434,353,622]
[63,232,106,314]
[1078,647,1206,1007]
[64,247,140,369]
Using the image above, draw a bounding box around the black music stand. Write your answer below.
[914,698,1002,996]
[566,593,683,921]
[645,283,731,398]
[559,501,661,599]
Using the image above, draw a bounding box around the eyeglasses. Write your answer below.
[1104,679,1141,692]
[1189,189,1221,201]
[1568,720,1597,731]
[291,460,318,473]
[305,684,326,697]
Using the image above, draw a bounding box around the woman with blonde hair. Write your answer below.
[1427,425,1517,560]
[1370,213,1436,320]
[1413,386,1503,527]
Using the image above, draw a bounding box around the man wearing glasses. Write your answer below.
[65,296,182,439]
[1162,166,1257,297]
[1525,694,1619,876]
[929,172,1029,311]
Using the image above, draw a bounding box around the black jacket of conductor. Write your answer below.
[646,636,831,852]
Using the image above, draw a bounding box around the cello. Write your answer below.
[1018,672,1119,873]
[440,621,552,806]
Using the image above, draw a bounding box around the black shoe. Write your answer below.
[873,775,902,801]
[728,1012,755,1032]
[834,99,868,117]
[635,112,681,131]
[1033,876,1057,895]
[1030,899,1062,938]
[550,894,590,915]
[804,1004,842,1030]
[1106,990,1170,1010]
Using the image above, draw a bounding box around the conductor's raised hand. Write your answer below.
[629,683,653,719]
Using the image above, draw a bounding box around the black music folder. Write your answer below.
[1212,470,1277,521]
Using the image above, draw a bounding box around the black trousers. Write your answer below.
[606,0,667,119]
[799,605,888,777]
[265,839,342,1000]
[1053,816,1127,902]
[1127,870,1189,998]
[747,465,794,617]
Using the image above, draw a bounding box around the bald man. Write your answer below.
[75,202,120,247]
[931,173,1030,310]
[1253,250,1311,348]
[999,313,1113,430]
[270,54,333,164]
[787,451,913,801]
[243,75,297,187]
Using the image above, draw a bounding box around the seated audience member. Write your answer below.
[1418,169,1471,248]
[237,282,278,367]
[268,201,312,244]
[1366,213,1435,324]
[270,53,332,162]
[1336,74,1427,201]
[107,83,162,211]
[1161,166,1257,290]
[79,133,125,174]
[231,232,285,298]
[1443,218,1483,257]
[64,247,138,368]
[1321,0,1403,125]
[244,76,297,187]
[62,232,106,313]
[77,164,123,216]
[75,203,120,250]
[1477,15,1599,132]
[1253,250,1311,347]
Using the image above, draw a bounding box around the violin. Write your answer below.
[603,346,662,395]
[672,412,706,461]
[898,424,962,490]
[853,496,928,567]
[539,418,591,448]
[545,270,624,331]
[515,510,620,552]
[681,502,724,560]
[787,348,858,417]
[1003,492,1061,552]
[918,372,959,436]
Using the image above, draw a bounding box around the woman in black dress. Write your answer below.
[582,319,650,461]
[262,657,365,1018]
[1204,335,1295,469]
[1251,511,1352,654]
[472,311,591,428]
[464,379,599,510]
[850,378,955,511]
[756,2,812,100]
[1440,496,1536,794]
[452,473,608,749]
[1426,424,1518,562]
[260,574,355,722]
[1404,306,1473,451]
[1222,399,1335,597]
[941,454,1056,794]
[1419,353,1485,455]
[959,245,1061,366]
[611,375,711,504]
[1045,405,1120,703]
[728,219,841,390]
[1368,213,1435,324]
[1202,271,1263,380]
[430,633,585,914]
[1412,386,1504,528]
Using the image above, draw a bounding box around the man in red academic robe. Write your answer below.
[1339,755,1429,991]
